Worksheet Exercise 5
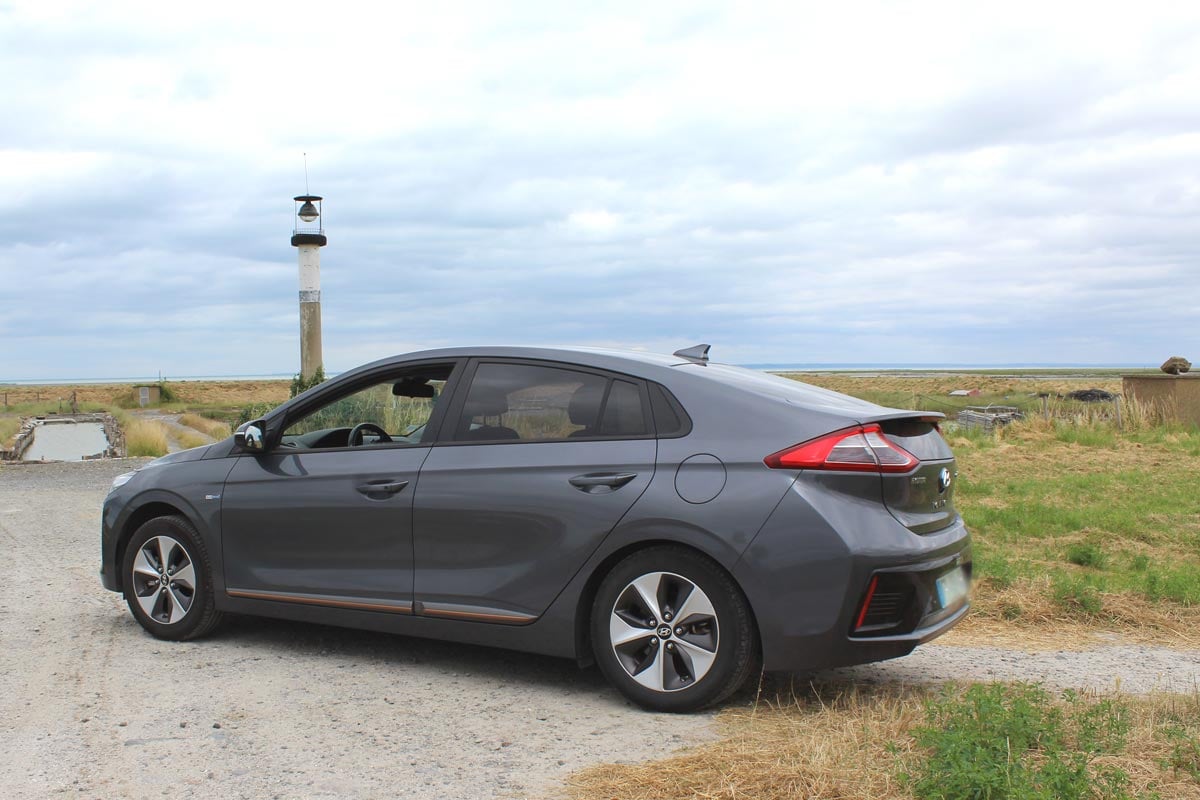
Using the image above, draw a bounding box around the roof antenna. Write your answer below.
[303,152,310,195]
[673,344,711,364]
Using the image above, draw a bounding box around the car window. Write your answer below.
[453,363,646,443]
[601,380,647,436]
[281,366,452,450]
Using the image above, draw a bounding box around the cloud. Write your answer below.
[3,0,1200,378]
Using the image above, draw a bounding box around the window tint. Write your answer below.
[280,365,452,450]
[601,380,647,436]
[454,363,647,442]
[649,382,690,437]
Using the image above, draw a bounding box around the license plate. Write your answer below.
[936,567,969,609]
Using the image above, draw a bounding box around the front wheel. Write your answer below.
[591,546,759,712]
[121,515,223,641]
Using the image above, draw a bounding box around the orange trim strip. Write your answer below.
[420,606,535,624]
[227,589,412,614]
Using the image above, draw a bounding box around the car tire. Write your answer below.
[591,545,759,712]
[121,515,223,641]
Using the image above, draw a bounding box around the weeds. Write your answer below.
[125,420,169,457]
[178,413,231,440]
[905,683,1144,800]
[566,682,1200,800]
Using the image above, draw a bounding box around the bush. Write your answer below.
[236,402,276,427]
[289,367,326,398]
[904,683,1145,800]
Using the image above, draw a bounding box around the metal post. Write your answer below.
[1115,395,1123,432]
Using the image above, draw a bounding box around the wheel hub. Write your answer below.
[609,571,720,693]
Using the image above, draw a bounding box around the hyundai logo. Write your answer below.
[937,468,952,494]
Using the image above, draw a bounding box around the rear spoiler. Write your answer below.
[858,410,945,424]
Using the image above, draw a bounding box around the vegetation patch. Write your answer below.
[178,413,231,440]
[565,682,1200,800]
[125,420,169,457]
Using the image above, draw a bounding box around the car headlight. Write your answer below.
[109,471,137,494]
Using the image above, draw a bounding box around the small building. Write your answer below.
[133,385,161,407]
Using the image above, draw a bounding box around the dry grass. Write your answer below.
[567,682,922,800]
[0,379,289,409]
[790,372,1124,401]
[178,413,231,440]
[0,417,20,448]
[175,429,211,450]
[564,683,1200,800]
[125,420,169,457]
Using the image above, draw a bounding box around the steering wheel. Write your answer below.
[348,422,393,447]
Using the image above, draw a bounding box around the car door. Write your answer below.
[412,359,656,623]
[220,362,460,612]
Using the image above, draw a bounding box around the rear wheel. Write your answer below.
[591,546,758,712]
[121,515,223,641]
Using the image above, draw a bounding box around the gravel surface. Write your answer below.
[2,460,1198,799]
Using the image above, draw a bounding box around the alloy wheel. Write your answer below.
[129,535,196,625]
[608,571,720,692]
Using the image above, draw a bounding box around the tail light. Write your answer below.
[764,424,918,473]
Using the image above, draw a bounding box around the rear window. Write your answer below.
[880,419,953,461]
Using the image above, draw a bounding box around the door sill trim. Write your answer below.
[418,601,537,626]
[227,588,413,614]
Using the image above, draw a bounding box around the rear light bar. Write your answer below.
[764,424,918,473]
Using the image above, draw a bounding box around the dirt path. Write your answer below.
[1,460,1197,799]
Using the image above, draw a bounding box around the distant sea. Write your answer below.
[2,364,1148,385]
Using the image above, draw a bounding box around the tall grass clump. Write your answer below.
[178,413,231,440]
[176,430,210,450]
[125,420,169,457]
[0,417,20,447]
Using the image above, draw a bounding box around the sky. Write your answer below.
[2,0,1199,379]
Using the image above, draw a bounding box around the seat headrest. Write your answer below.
[463,385,509,417]
[568,382,605,425]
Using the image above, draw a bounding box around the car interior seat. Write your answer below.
[567,382,606,437]
[459,385,520,440]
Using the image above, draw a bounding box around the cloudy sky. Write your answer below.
[2,1,1198,379]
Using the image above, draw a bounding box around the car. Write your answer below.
[100,345,971,712]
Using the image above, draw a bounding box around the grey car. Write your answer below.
[100,345,971,712]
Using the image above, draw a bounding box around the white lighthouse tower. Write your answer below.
[291,194,326,381]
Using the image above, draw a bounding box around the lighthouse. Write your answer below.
[291,194,326,381]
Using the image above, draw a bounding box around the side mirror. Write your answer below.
[235,421,266,452]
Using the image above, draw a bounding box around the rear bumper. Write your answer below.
[733,477,972,672]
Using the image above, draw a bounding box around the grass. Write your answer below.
[124,420,170,457]
[565,682,1200,800]
[0,417,20,448]
[178,413,231,440]
[175,429,211,450]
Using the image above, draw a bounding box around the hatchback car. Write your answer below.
[101,345,971,711]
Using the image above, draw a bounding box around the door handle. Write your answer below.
[356,480,409,498]
[568,473,637,493]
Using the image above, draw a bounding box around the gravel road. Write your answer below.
[2,460,1198,799]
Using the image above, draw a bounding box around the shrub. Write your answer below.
[289,367,326,398]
